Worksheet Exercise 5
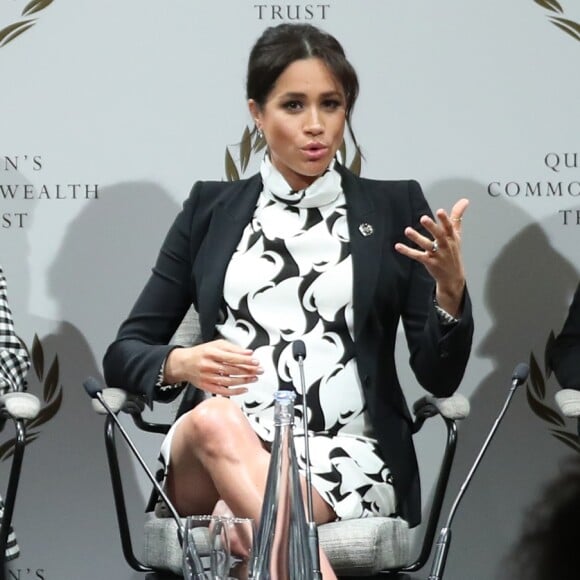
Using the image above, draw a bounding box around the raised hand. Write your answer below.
[395,198,469,317]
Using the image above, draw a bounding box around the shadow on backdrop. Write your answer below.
[501,453,580,580]
[2,178,180,580]
[424,178,578,580]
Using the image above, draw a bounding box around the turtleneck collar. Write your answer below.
[260,155,343,209]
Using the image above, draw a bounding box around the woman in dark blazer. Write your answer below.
[550,283,580,390]
[104,23,473,577]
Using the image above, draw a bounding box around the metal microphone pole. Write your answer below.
[292,341,322,580]
[427,363,529,580]
[82,378,206,579]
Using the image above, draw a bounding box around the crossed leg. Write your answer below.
[165,396,337,579]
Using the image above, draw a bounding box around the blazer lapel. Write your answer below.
[197,167,385,342]
[338,165,385,339]
[196,174,262,337]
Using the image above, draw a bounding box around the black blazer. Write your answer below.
[550,283,580,389]
[104,164,473,526]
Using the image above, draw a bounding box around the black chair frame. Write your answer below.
[0,415,27,578]
[101,394,459,579]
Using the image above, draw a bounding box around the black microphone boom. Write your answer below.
[427,363,530,580]
[291,340,322,580]
[291,340,312,517]
[82,377,205,577]
[511,362,530,387]
[83,376,102,399]
[292,339,306,361]
[82,378,185,542]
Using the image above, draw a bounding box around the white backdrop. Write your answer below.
[1,1,579,578]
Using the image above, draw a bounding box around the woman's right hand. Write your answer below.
[163,339,263,396]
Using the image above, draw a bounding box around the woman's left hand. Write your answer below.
[394,198,469,318]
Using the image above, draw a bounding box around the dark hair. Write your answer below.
[505,456,580,580]
[247,24,360,151]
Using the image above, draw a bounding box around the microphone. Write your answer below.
[82,378,205,577]
[291,340,312,518]
[83,376,102,399]
[427,363,530,580]
[292,340,322,580]
[292,340,306,360]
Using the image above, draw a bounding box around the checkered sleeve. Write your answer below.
[0,267,30,393]
[0,496,19,560]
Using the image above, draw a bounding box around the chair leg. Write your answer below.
[104,416,152,573]
[0,419,26,569]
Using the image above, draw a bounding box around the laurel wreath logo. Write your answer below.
[224,126,362,181]
[534,0,580,42]
[0,0,55,49]
[0,334,63,461]
[526,331,580,453]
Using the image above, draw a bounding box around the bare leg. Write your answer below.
[166,397,337,579]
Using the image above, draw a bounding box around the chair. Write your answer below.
[555,389,580,436]
[0,384,41,567]
[0,268,40,569]
[93,308,470,578]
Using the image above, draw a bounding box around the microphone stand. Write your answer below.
[293,341,322,580]
[427,363,529,580]
[82,378,206,579]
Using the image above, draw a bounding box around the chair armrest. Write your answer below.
[0,392,41,420]
[91,387,170,434]
[413,393,470,422]
[555,389,580,418]
[91,387,146,415]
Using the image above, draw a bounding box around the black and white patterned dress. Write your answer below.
[214,158,396,520]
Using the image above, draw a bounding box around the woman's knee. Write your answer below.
[181,397,255,458]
